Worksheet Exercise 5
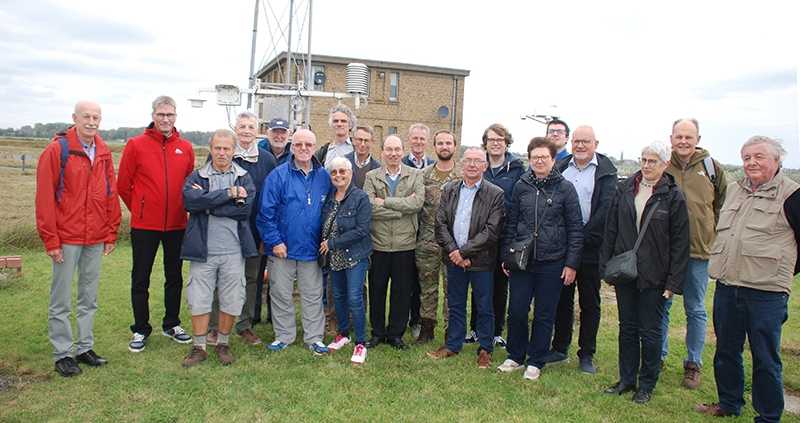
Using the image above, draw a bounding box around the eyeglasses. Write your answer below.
[530,155,551,163]
[461,158,486,165]
[329,169,351,176]
[154,113,177,120]
[354,137,373,144]
[486,138,506,145]
[571,139,593,146]
[547,129,565,136]
[294,142,315,149]
[639,157,662,166]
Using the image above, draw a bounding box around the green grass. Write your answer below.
[1,245,799,422]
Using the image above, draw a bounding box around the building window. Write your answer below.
[312,66,325,91]
[390,72,399,100]
[388,126,397,135]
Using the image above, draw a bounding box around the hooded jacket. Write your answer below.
[118,123,195,232]
[180,161,257,262]
[665,147,727,259]
[256,156,333,261]
[556,153,618,264]
[600,171,690,293]
[484,151,525,214]
[501,169,584,270]
[35,127,121,251]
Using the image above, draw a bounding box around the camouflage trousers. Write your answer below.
[416,240,449,330]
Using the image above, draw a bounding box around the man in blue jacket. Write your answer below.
[257,129,333,355]
[179,129,257,367]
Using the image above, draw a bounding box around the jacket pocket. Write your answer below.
[744,201,782,234]
[739,241,780,283]
[707,239,727,280]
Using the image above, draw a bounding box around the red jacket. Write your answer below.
[35,127,121,251]
[118,124,195,231]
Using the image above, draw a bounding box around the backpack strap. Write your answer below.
[702,156,718,193]
[55,137,88,202]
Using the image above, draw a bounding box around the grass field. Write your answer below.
[2,137,800,422]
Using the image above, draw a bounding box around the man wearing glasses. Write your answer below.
[549,125,618,374]
[662,118,727,389]
[427,146,505,369]
[118,95,196,353]
[345,124,382,190]
[546,119,571,161]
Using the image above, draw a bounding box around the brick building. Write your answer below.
[255,53,470,158]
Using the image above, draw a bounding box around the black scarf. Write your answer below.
[530,167,559,189]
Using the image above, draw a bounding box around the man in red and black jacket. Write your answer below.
[118,95,196,352]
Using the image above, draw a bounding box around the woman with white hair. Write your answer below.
[319,156,373,364]
[600,140,690,403]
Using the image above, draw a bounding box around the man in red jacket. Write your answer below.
[117,95,196,352]
[35,100,122,377]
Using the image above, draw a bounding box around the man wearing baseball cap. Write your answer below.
[259,118,292,165]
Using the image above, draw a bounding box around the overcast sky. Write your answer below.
[1,0,798,167]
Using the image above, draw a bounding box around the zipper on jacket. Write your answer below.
[140,195,145,219]
[533,189,540,258]
[163,139,169,231]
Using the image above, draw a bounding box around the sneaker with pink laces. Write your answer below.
[327,334,351,351]
[350,344,367,364]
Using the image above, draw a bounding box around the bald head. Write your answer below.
[72,101,102,144]
[571,125,598,168]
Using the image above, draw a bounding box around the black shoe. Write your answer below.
[632,387,652,403]
[365,336,384,349]
[388,338,410,351]
[252,317,262,325]
[76,349,109,367]
[604,381,636,395]
[54,357,82,377]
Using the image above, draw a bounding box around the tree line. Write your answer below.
[0,122,214,144]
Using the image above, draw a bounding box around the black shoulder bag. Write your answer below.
[603,200,660,286]
[505,188,552,272]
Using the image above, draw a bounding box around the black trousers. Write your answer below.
[551,262,602,358]
[409,262,421,326]
[369,250,414,340]
[129,228,185,337]
[469,252,509,337]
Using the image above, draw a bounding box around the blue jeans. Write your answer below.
[506,259,564,369]
[615,283,666,390]
[662,258,709,365]
[329,260,369,344]
[713,282,788,422]
[446,266,494,355]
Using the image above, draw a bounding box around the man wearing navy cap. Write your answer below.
[259,118,292,165]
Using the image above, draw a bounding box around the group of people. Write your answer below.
[36,97,799,422]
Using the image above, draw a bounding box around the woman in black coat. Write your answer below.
[498,137,583,381]
[600,140,690,403]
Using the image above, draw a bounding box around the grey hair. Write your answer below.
[641,140,671,164]
[236,110,258,123]
[152,95,177,112]
[325,156,352,172]
[381,135,406,150]
[355,124,374,140]
[328,103,357,129]
[409,123,430,139]
[208,128,239,148]
[741,135,788,166]
[462,146,484,158]
[672,118,699,134]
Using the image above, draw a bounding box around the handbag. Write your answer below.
[604,200,660,286]
[317,251,331,269]
[505,187,551,272]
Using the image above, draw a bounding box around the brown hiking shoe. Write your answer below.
[413,319,436,345]
[181,346,207,367]
[427,346,457,358]
[206,329,218,346]
[236,328,262,345]
[477,350,493,369]
[215,343,235,365]
[683,362,701,389]
[693,402,728,417]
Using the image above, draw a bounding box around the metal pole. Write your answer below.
[247,0,259,109]
[285,0,294,89]
[304,0,313,129]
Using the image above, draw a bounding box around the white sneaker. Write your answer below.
[497,359,524,372]
[327,334,351,351]
[523,365,541,380]
[350,344,367,364]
